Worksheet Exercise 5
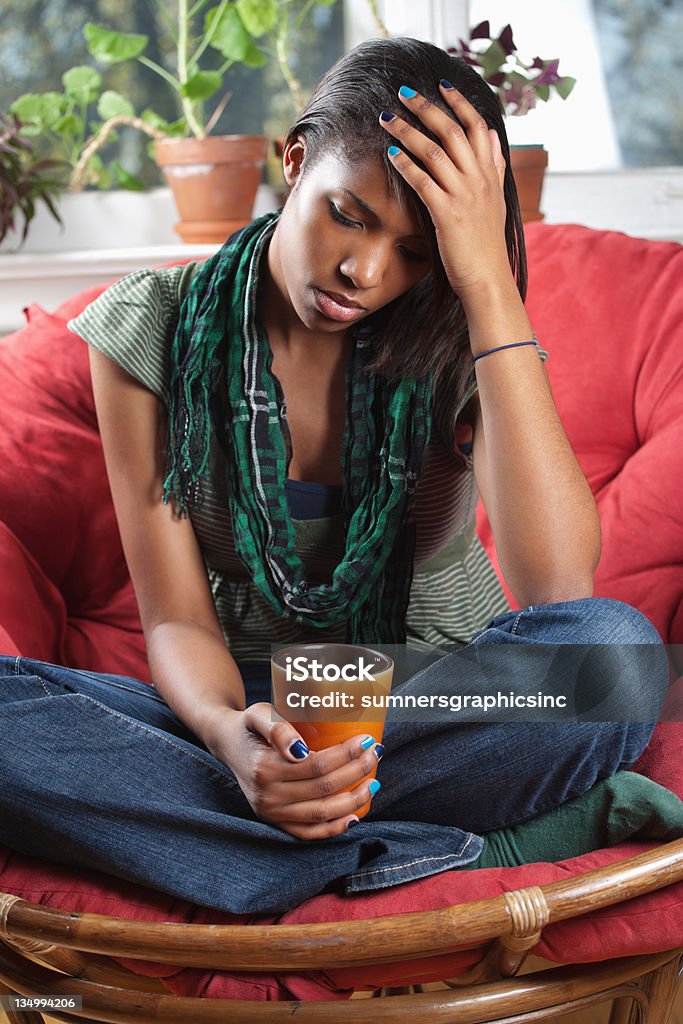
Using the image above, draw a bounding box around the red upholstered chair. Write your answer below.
[0,223,682,1022]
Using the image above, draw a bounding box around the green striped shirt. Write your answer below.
[69,264,546,661]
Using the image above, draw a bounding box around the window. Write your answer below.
[468,0,683,172]
[1,0,344,187]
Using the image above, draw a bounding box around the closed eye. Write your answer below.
[329,200,428,262]
[329,201,361,229]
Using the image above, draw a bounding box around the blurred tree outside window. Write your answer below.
[1,0,344,189]
[592,0,683,168]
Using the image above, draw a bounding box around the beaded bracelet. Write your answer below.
[473,339,538,364]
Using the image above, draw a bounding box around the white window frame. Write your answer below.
[343,0,683,242]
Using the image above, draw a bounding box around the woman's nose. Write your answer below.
[339,244,387,291]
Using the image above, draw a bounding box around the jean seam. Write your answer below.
[345,833,478,881]
[68,671,165,702]
[16,658,166,704]
[510,610,526,635]
[8,659,54,697]
[63,692,242,790]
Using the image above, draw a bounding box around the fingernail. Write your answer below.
[440,78,455,90]
[369,779,381,795]
[387,145,400,157]
[289,739,310,759]
[346,817,360,830]
[361,735,376,750]
[380,110,395,122]
[374,743,385,761]
[399,85,417,99]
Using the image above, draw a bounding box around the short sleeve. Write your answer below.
[67,263,199,406]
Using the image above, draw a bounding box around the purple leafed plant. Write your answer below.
[448,21,576,117]
[0,114,67,247]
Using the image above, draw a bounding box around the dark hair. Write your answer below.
[283,36,527,442]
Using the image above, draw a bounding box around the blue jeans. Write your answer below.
[0,599,668,914]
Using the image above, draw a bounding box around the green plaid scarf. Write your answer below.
[163,211,432,644]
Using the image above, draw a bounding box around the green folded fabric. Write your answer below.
[464,772,683,870]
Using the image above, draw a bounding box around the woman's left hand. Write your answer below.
[379,83,512,303]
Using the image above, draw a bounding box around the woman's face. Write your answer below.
[268,141,433,335]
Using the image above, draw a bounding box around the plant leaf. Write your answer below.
[39,190,63,225]
[111,159,146,190]
[480,40,507,80]
[62,65,102,104]
[84,23,148,64]
[10,92,65,132]
[555,76,576,100]
[470,20,491,41]
[54,112,84,136]
[497,24,516,55]
[315,0,337,6]
[97,90,135,119]
[141,109,187,135]
[180,70,222,100]
[235,0,278,37]
[205,5,267,65]
[97,167,113,189]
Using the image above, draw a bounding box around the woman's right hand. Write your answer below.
[206,703,383,839]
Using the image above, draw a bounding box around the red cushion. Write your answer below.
[476,224,683,648]
[0,300,149,679]
[1,227,683,1002]
[3,801,682,1001]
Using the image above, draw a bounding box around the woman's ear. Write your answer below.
[282,136,306,188]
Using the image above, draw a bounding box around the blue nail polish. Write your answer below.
[289,739,309,759]
[399,85,417,99]
[361,735,376,750]
[387,145,400,157]
[369,779,381,795]
[440,78,455,90]
[374,743,385,761]
[346,818,360,830]
[380,110,396,122]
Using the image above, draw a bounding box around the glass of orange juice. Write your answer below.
[270,643,394,818]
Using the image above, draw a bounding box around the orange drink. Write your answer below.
[271,643,394,818]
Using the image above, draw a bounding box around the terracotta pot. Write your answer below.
[510,145,549,223]
[155,135,269,244]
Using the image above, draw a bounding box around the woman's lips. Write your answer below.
[313,288,365,322]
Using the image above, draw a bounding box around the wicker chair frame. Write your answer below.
[0,838,682,1024]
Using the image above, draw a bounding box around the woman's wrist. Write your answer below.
[460,274,532,356]
[195,701,246,762]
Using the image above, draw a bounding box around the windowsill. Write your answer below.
[541,166,683,242]
[0,245,219,337]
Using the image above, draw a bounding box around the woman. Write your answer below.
[0,38,666,914]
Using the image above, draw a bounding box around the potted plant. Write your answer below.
[0,114,67,249]
[85,0,340,242]
[10,0,337,245]
[448,21,576,222]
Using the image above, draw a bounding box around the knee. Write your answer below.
[569,608,669,724]
[578,598,662,645]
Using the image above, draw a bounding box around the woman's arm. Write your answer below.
[380,85,600,606]
[88,347,247,733]
[464,286,601,607]
[89,347,379,837]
